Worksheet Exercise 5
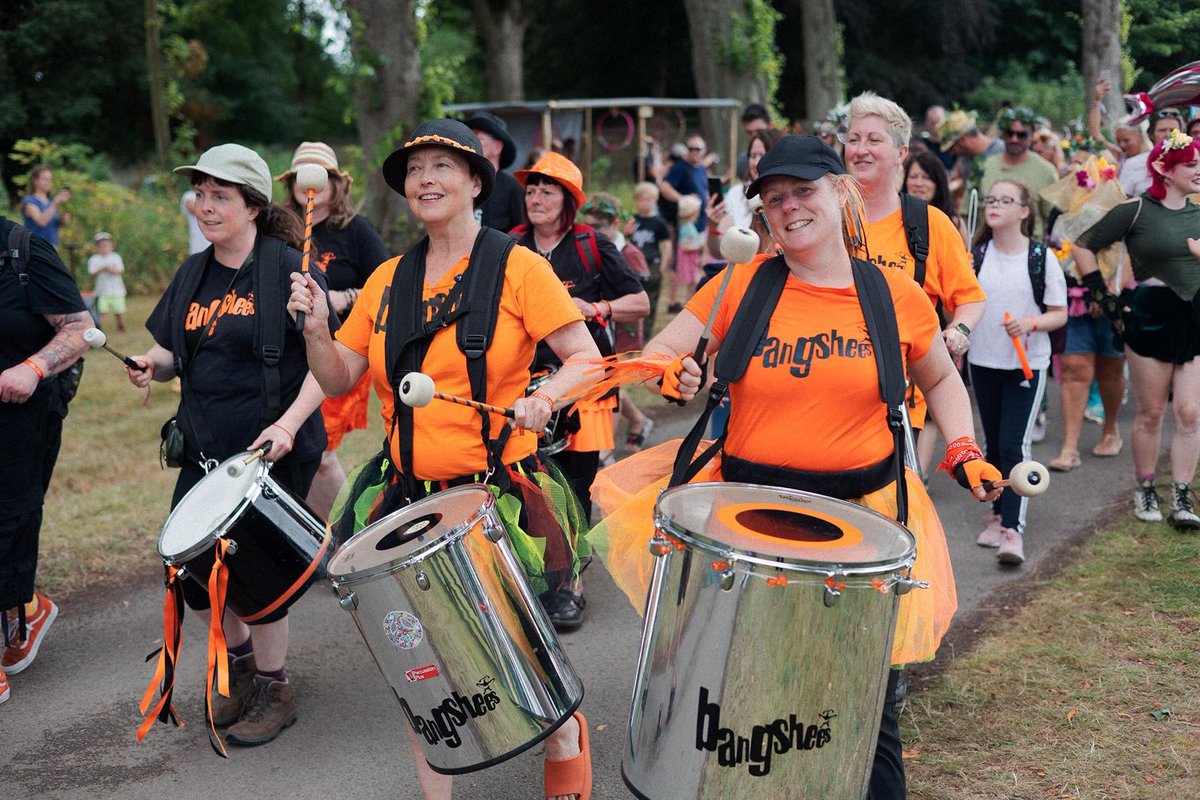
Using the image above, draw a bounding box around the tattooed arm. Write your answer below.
[0,310,90,404]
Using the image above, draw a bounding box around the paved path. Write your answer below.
[0,382,1149,799]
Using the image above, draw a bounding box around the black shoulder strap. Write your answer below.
[670,256,789,487]
[849,258,908,524]
[899,193,930,288]
[971,241,987,276]
[170,250,213,375]
[457,227,516,471]
[7,223,32,286]
[1027,240,1047,312]
[253,236,288,420]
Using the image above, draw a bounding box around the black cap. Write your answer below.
[381,119,496,206]
[463,111,517,171]
[745,135,844,199]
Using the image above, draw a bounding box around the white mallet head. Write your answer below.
[747,194,763,214]
[227,462,246,478]
[1007,461,1050,497]
[83,327,107,349]
[399,372,436,408]
[719,226,761,264]
[294,163,328,194]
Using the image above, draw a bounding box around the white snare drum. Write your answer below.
[624,482,919,800]
[327,484,583,774]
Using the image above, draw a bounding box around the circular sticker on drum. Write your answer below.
[383,610,424,650]
[715,502,865,550]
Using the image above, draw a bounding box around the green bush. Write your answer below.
[962,62,1087,127]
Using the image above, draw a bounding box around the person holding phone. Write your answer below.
[20,166,71,246]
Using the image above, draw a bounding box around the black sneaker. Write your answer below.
[545,591,585,632]
[1168,482,1200,530]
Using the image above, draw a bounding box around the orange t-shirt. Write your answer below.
[686,256,939,472]
[858,205,984,427]
[337,243,583,480]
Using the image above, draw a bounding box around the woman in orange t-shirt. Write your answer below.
[288,119,597,800]
[595,136,1001,800]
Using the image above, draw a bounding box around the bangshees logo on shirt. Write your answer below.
[866,251,912,272]
[754,326,873,378]
[185,289,254,335]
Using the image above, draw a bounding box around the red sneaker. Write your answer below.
[0,667,10,705]
[3,594,59,675]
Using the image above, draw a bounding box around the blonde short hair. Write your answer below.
[848,91,912,148]
[677,194,702,222]
[633,181,659,200]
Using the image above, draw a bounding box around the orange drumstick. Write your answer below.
[1004,311,1034,382]
[293,164,327,331]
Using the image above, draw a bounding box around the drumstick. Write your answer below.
[83,327,140,370]
[292,163,328,332]
[981,460,1049,497]
[1004,312,1034,386]
[399,371,515,419]
[226,441,273,477]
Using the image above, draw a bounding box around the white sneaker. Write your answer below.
[1168,482,1200,531]
[996,528,1025,565]
[1133,479,1163,523]
[1031,412,1047,443]
[977,514,1003,547]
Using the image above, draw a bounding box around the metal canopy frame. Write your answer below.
[444,97,743,187]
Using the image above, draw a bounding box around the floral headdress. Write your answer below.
[1161,128,1194,152]
[995,106,1039,128]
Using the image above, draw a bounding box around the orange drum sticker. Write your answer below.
[384,609,424,650]
[405,664,440,683]
[714,502,865,550]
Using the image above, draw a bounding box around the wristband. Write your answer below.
[601,299,612,318]
[530,391,555,412]
[269,423,295,441]
[1031,317,1038,331]
[22,358,45,380]
[591,303,608,327]
[937,436,984,475]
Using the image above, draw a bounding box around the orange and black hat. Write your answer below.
[381,119,496,206]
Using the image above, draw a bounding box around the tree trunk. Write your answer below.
[680,0,772,156]
[470,0,527,101]
[345,0,423,246]
[144,0,170,170]
[1081,0,1124,124]
[800,0,841,122]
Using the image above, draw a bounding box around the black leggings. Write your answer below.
[868,667,906,800]
[552,449,599,521]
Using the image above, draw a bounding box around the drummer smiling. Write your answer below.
[633,136,1002,800]
[290,119,598,800]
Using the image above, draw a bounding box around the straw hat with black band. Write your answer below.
[381,119,496,207]
[464,111,517,171]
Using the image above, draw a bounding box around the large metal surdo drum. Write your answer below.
[158,452,331,620]
[327,484,583,774]
[624,482,919,800]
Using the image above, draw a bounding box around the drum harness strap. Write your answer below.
[669,256,910,525]
[383,227,516,501]
[168,236,290,469]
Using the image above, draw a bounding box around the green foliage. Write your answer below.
[1125,0,1200,85]
[418,0,485,117]
[963,63,1086,127]
[8,138,111,185]
[724,0,783,100]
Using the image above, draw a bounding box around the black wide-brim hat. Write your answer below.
[745,135,845,198]
[463,111,517,171]
[381,119,496,207]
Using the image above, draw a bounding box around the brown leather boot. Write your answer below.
[210,653,256,727]
[224,675,297,746]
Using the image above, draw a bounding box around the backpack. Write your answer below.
[972,239,1066,354]
[511,222,602,276]
[3,222,85,406]
[899,193,930,289]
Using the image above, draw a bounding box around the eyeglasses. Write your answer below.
[687,146,705,152]
[982,196,1023,207]
[1004,129,1030,140]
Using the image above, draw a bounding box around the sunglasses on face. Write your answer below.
[1004,129,1030,140]
[687,146,705,152]
[982,196,1023,207]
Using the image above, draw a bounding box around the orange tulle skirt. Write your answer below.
[565,395,618,453]
[590,438,957,666]
[321,371,373,451]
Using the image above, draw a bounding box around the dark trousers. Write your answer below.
[868,667,906,800]
[969,364,1046,532]
[552,449,599,521]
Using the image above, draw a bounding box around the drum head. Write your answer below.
[159,453,269,561]
[327,484,494,582]
[655,482,914,571]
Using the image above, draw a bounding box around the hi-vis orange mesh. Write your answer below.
[337,246,582,480]
[684,255,940,472]
[856,205,985,427]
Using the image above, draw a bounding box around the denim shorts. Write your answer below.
[1062,313,1123,359]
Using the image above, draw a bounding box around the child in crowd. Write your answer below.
[626,181,672,334]
[87,231,127,331]
[669,194,704,312]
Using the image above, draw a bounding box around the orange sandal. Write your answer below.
[544,711,592,800]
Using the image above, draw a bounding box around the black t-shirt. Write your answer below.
[0,216,86,515]
[479,171,526,233]
[630,214,670,270]
[515,227,644,366]
[146,244,337,465]
[312,215,390,293]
